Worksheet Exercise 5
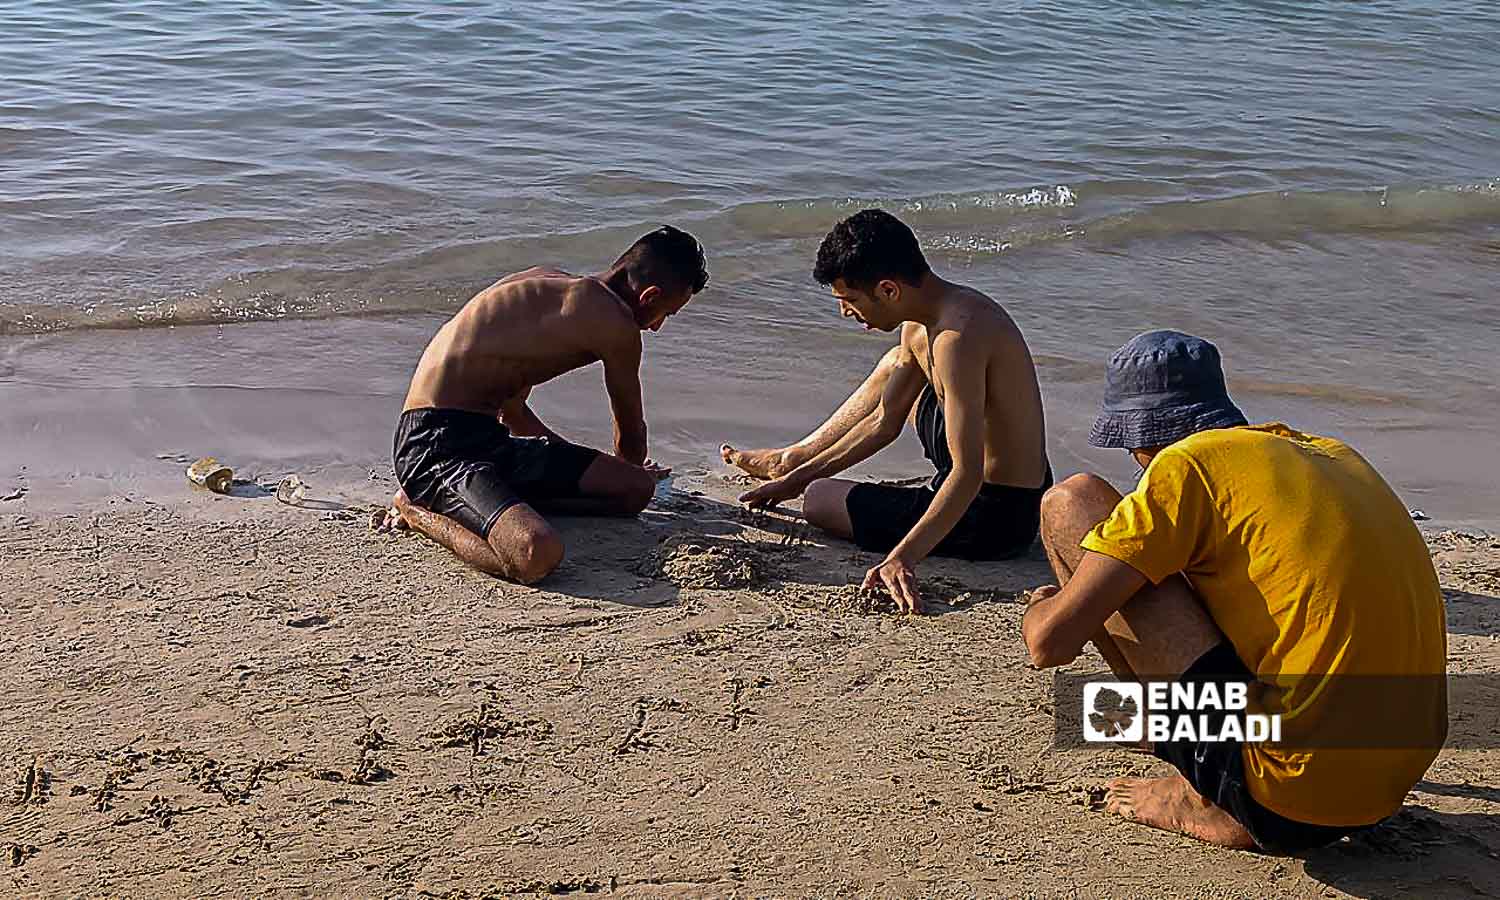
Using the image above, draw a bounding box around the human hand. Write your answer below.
[738,476,803,509]
[642,458,672,480]
[1026,584,1060,607]
[863,555,923,614]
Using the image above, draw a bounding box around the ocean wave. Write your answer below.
[722,179,1500,250]
[1054,179,1500,247]
[0,290,436,337]
[4,179,1495,337]
[724,185,1080,236]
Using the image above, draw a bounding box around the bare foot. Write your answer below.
[720,443,799,480]
[1104,775,1256,849]
[372,490,411,533]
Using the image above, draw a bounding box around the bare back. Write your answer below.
[403,267,640,415]
[903,286,1049,489]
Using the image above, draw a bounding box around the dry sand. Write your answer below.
[1,470,1497,899]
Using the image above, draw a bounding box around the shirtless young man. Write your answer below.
[385,226,709,583]
[734,209,1050,613]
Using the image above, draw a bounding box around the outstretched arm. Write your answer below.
[862,332,985,612]
[741,342,926,506]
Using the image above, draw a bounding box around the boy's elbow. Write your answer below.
[871,414,904,443]
[946,464,984,496]
[1027,640,1070,669]
[1023,619,1073,669]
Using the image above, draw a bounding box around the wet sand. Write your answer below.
[2,469,1497,898]
[6,309,1500,534]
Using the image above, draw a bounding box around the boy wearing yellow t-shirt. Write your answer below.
[1022,330,1446,853]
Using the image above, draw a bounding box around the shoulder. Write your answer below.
[563,277,629,318]
[1177,425,1282,460]
[1127,447,1218,520]
[1144,437,1230,498]
[567,281,639,353]
[1147,442,1204,474]
[929,322,985,367]
[957,284,1022,338]
[896,323,925,358]
[488,265,564,290]
[936,287,1014,347]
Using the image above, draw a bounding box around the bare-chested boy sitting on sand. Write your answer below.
[382,226,708,583]
[731,209,1050,613]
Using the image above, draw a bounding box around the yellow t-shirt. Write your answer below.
[1081,423,1447,826]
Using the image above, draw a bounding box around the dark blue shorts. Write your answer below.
[393,408,599,538]
[1156,643,1375,854]
[844,477,1049,561]
[844,385,1050,561]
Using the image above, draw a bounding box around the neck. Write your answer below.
[899,273,953,328]
[594,268,638,307]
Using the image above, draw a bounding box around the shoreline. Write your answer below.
[5,309,1499,532]
[2,471,1497,897]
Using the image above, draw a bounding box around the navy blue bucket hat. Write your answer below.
[1088,330,1248,450]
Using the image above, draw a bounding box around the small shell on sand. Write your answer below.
[275,475,308,506]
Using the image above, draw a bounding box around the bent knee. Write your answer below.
[509,530,565,584]
[620,467,655,515]
[802,479,847,527]
[1040,473,1116,521]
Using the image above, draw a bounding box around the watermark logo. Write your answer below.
[1081,680,1281,744]
[1082,682,1143,742]
[1056,672,1474,750]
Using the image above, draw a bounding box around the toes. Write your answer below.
[1105,794,1135,820]
[1103,778,1136,814]
[370,504,406,533]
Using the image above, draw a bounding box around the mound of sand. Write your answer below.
[633,532,771,590]
[818,584,900,615]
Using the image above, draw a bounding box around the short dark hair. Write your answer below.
[813,209,930,289]
[614,225,709,296]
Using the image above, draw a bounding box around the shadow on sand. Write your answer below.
[1302,803,1500,899]
[1443,588,1500,638]
[536,487,1046,615]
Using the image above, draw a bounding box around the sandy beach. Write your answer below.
[2,469,1496,898]
[7,2,1500,896]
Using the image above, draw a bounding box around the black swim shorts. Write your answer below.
[1155,642,1375,854]
[844,475,1051,561]
[392,408,600,538]
[844,386,1050,561]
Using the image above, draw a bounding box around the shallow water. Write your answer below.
[2,1,1497,523]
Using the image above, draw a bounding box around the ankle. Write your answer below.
[780,446,811,471]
